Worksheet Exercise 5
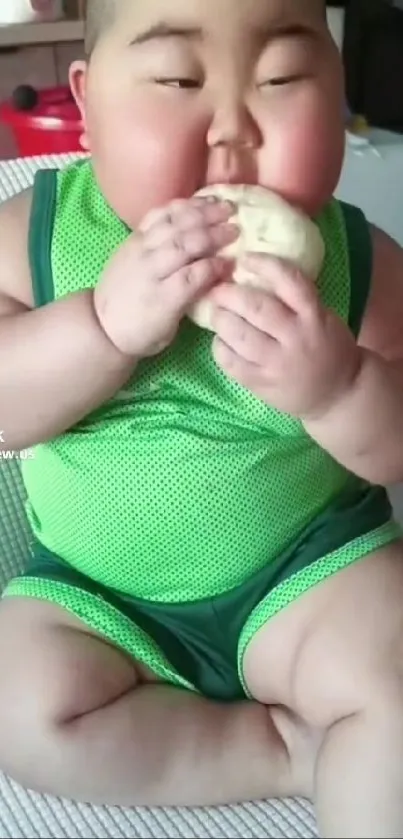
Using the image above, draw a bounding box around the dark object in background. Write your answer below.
[12,85,39,112]
[0,86,82,157]
[11,84,75,112]
[343,0,403,134]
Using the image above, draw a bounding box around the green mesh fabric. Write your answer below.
[51,161,129,295]
[18,161,367,603]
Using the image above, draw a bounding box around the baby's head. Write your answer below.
[70,0,345,229]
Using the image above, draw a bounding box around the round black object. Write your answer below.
[12,85,39,112]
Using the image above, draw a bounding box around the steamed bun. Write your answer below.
[187,184,325,331]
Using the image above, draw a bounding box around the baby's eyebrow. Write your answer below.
[255,22,319,47]
[129,23,203,47]
[128,20,317,50]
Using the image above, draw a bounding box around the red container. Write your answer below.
[0,85,83,157]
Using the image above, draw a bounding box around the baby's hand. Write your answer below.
[93,197,237,358]
[211,253,361,420]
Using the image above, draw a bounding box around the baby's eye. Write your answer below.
[155,78,201,90]
[261,75,303,87]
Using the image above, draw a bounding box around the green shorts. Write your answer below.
[3,483,401,700]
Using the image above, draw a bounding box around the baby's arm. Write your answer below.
[0,192,135,452]
[303,226,403,485]
[0,192,234,452]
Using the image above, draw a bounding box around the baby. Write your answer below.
[1,0,403,836]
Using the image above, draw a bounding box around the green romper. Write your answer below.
[3,160,401,700]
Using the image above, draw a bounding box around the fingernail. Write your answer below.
[204,197,235,209]
[219,201,237,215]
[224,221,239,231]
[200,195,220,204]
[224,222,240,238]
[193,196,217,207]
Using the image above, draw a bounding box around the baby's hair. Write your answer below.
[84,0,116,56]
[83,0,327,57]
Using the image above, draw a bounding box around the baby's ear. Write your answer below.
[69,60,90,152]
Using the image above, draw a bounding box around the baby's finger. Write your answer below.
[213,338,263,391]
[143,204,236,251]
[166,256,230,312]
[140,200,190,232]
[241,253,319,317]
[170,197,235,230]
[212,282,294,342]
[213,307,275,365]
[140,197,234,236]
[143,223,238,283]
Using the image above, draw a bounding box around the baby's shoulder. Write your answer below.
[0,188,34,315]
[358,224,403,362]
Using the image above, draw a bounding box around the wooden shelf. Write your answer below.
[0,20,84,48]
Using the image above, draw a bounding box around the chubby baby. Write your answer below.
[1,1,403,837]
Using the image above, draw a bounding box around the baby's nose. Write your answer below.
[207,99,261,151]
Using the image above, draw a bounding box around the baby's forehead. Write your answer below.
[87,0,323,57]
[115,0,324,31]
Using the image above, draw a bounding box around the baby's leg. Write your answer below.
[243,541,403,838]
[0,596,307,807]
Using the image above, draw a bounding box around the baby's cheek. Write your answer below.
[259,102,344,216]
[133,124,204,211]
[93,100,208,228]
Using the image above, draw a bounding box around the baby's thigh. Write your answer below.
[0,597,140,731]
[243,541,403,726]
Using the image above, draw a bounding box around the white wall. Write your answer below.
[326,7,345,51]
[336,132,403,247]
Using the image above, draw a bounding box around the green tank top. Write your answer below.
[23,160,373,603]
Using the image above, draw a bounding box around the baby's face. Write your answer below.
[71,0,345,228]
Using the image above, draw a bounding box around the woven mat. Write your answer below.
[1,782,317,839]
[0,154,318,838]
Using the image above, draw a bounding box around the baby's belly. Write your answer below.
[21,427,347,603]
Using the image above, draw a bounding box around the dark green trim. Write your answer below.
[340,201,373,337]
[17,482,393,701]
[28,169,57,308]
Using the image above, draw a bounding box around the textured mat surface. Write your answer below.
[1,781,317,839]
[0,153,318,838]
